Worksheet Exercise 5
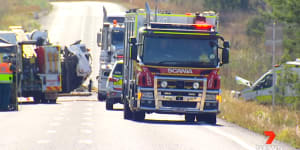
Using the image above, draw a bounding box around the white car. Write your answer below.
[105,60,123,110]
[97,64,111,101]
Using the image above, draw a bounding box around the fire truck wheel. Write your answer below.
[206,114,216,125]
[98,94,106,101]
[124,101,132,120]
[185,114,196,122]
[33,93,42,104]
[132,111,145,121]
[33,97,41,104]
[106,101,113,110]
[49,99,57,104]
[196,114,216,124]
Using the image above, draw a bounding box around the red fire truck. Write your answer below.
[122,8,230,124]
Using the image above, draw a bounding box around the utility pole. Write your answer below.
[272,21,276,108]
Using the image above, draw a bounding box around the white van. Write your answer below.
[236,59,300,101]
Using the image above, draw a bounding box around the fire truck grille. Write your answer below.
[176,81,184,89]
[158,80,203,89]
[161,91,198,96]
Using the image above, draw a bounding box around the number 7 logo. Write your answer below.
[264,131,276,144]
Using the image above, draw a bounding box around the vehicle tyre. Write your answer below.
[33,97,41,104]
[196,114,216,124]
[49,99,57,104]
[98,94,105,101]
[185,114,195,122]
[33,92,42,104]
[124,100,132,120]
[195,114,205,122]
[132,111,145,121]
[206,114,217,125]
[106,100,113,110]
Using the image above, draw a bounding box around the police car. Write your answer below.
[105,60,123,110]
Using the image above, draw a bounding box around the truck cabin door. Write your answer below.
[101,70,110,88]
[253,74,273,101]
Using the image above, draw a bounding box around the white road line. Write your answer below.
[82,117,92,120]
[81,122,94,126]
[80,129,92,134]
[37,140,50,144]
[53,116,64,121]
[78,139,93,144]
[63,103,72,106]
[205,126,255,150]
[83,112,92,116]
[86,108,93,112]
[50,122,61,126]
[47,130,57,134]
[61,108,70,111]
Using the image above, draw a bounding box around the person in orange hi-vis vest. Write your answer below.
[0,43,18,111]
[0,60,14,110]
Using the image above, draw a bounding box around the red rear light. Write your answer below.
[109,77,119,82]
[58,75,61,82]
[193,24,214,30]
[43,76,46,85]
[117,55,123,59]
[113,87,122,91]
[185,13,193,16]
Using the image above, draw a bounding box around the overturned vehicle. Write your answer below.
[61,40,92,93]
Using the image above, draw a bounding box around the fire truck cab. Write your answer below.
[122,8,229,123]
[97,7,125,101]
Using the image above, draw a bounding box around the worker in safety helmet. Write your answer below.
[0,43,18,111]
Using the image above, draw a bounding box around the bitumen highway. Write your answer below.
[0,2,296,150]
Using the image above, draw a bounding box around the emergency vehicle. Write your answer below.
[122,6,230,123]
[18,41,62,103]
[0,27,62,103]
[105,60,123,110]
[97,7,125,101]
[235,58,300,102]
[0,41,19,111]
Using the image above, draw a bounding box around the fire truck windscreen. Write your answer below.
[111,30,124,45]
[142,36,218,67]
[0,45,17,54]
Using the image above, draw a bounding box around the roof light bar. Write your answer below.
[193,24,214,30]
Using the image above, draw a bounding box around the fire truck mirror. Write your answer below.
[97,32,102,47]
[223,41,230,48]
[130,44,137,60]
[222,48,229,64]
[129,37,137,60]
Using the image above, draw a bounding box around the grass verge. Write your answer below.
[0,0,51,31]
[220,90,300,148]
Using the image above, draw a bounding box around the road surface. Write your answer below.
[0,2,296,150]
[0,94,295,150]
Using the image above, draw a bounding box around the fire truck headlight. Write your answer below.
[206,94,217,100]
[193,82,200,89]
[142,92,154,99]
[161,81,168,88]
